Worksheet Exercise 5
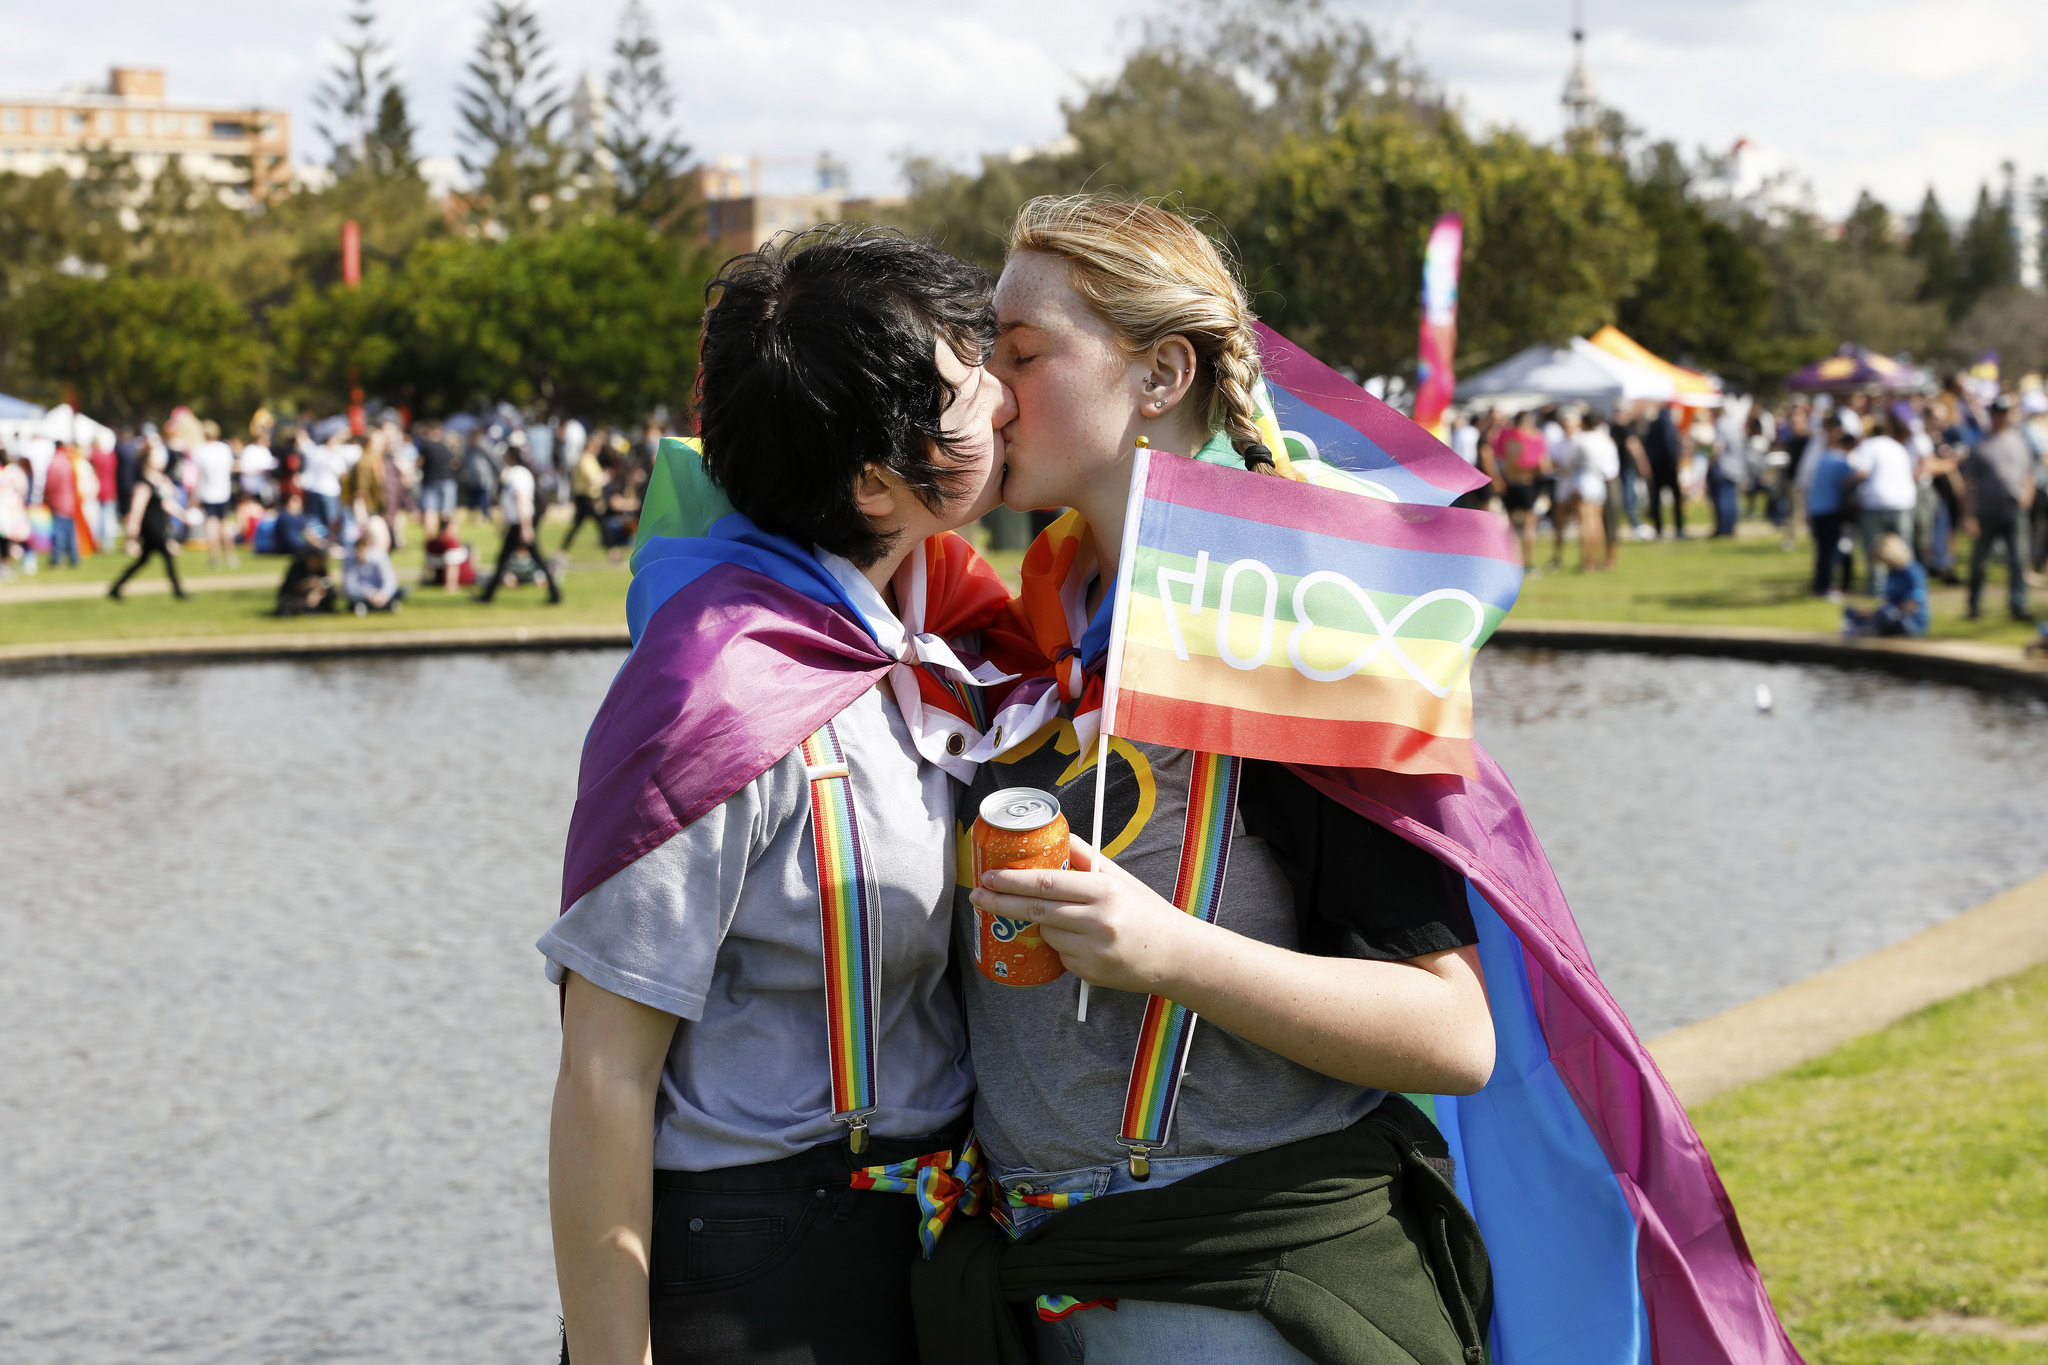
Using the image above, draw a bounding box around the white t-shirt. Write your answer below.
[193,440,235,504]
[1849,435,1917,512]
[499,463,536,525]
[238,444,277,489]
[299,440,342,496]
[1572,427,1619,500]
[1452,423,1482,467]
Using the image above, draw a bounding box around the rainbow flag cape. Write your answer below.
[1101,448,1519,778]
[1254,321,1487,507]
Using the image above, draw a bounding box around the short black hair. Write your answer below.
[697,224,996,567]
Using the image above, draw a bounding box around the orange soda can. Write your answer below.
[970,787,1071,987]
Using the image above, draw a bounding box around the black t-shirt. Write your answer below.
[1238,760,1477,962]
[416,436,457,484]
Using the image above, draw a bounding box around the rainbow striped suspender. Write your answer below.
[1116,750,1242,1179]
[800,722,880,1153]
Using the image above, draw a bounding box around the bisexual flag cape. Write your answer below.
[558,443,1038,913]
[1014,509,1798,1364]
[1002,328,1800,1360]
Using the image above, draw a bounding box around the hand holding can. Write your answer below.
[969,788,1070,987]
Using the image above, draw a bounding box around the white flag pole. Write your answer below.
[1078,442,1153,1024]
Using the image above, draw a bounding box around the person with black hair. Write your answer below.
[107,445,189,602]
[543,225,1023,1365]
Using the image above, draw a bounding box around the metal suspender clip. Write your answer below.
[1121,1143,1152,1181]
[839,1109,876,1155]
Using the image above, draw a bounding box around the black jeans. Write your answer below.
[1646,463,1684,537]
[109,534,184,598]
[563,1129,963,1365]
[1968,510,2029,617]
[1809,512,1852,595]
[478,524,559,602]
[562,494,601,550]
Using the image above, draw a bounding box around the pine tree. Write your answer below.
[1906,187,1955,312]
[602,0,693,227]
[457,0,566,227]
[1841,190,1892,257]
[314,1,395,174]
[2031,174,2048,289]
[1955,182,2019,321]
[366,86,419,180]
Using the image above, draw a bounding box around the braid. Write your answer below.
[1210,325,1273,473]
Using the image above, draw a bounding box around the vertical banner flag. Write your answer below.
[1413,213,1464,439]
[1099,447,1521,778]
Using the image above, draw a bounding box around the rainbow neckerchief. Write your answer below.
[799,722,878,1149]
[1117,751,1242,1170]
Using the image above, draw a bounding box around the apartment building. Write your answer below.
[0,67,290,205]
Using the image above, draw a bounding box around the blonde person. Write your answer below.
[192,419,238,569]
[917,195,1493,1365]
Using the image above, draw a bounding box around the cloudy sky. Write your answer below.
[13,0,2048,220]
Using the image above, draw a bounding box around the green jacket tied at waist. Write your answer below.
[910,1096,1491,1365]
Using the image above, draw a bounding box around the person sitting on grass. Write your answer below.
[272,489,313,556]
[423,517,474,591]
[344,514,408,615]
[274,523,336,616]
[1842,533,1929,638]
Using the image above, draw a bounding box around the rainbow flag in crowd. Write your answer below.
[1101,447,1520,778]
[1255,321,1487,507]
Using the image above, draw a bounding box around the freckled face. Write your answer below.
[989,251,1145,513]
[917,334,1017,532]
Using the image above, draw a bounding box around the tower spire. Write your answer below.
[1562,0,1598,133]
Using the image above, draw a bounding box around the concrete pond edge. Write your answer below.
[8,616,2047,1104]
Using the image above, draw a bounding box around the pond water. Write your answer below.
[3,648,2044,1362]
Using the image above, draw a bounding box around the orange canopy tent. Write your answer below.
[1586,326,1722,406]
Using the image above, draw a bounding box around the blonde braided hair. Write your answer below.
[1008,195,1275,472]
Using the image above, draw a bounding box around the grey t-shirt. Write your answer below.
[539,683,972,1171]
[1964,429,2034,517]
[955,724,1462,1179]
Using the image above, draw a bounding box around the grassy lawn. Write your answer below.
[1516,527,2042,649]
[1693,961,2048,1363]
[0,519,632,647]
[5,509,2042,652]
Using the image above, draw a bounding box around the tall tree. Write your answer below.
[1906,187,1955,313]
[457,0,567,228]
[1615,144,1774,380]
[365,86,420,181]
[314,1,395,174]
[1955,182,2018,321]
[602,0,692,227]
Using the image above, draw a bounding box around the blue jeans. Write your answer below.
[999,1157,1316,1365]
[1709,472,1740,537]
[47,513,78,566]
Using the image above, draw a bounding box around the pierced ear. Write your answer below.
[852,463,898,520]
[1142,335,1199,414]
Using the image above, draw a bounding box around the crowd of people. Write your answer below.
[0,404,664,612]
[1444,375,2048,637]
[6,371,2044,646]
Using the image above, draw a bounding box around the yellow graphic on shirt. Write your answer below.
[956,718,1157,883]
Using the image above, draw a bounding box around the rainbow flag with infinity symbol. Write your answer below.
[1100,447,1521,778]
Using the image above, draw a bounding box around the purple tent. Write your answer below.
[1786,344,1924,394]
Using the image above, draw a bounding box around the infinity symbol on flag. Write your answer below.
[1285,572,1487,698]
